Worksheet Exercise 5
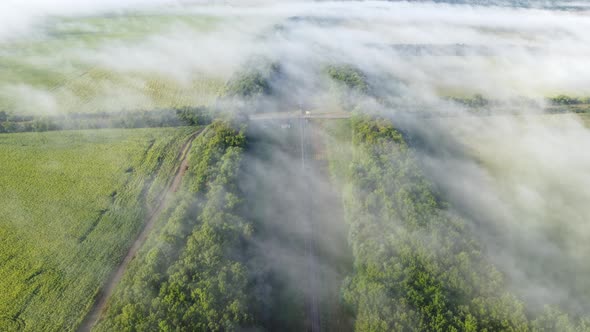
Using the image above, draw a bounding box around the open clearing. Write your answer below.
[0,127,193,331]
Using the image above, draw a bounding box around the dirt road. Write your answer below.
[77,129,202,332]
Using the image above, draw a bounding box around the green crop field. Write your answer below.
[0,127,195,331]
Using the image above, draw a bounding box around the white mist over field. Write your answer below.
[3,1,590,114]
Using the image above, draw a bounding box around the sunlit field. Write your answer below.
[0,127,193,330]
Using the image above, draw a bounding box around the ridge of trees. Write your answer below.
[0,107,213,134]
[329,115,590,332]
[94,119,258,331]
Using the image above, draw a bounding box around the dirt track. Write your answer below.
[77,129,202,332]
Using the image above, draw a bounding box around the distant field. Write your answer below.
[44,68,225,115]
[0,13,225,115]
[0,127,194,331]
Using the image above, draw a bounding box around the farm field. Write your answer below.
[42,69,225,115]
[0,127,194,331]
[0,12,227,115]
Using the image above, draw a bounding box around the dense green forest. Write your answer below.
[95,119,256,331]
[326,115,590,332]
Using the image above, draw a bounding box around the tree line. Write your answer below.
[94,119,259,331]
[0,107,213,134]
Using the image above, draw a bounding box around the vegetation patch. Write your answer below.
[95,120,257,331]
[326,65,369,93]
[223,60,282,99]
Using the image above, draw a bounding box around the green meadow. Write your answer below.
[0,127,194,330]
